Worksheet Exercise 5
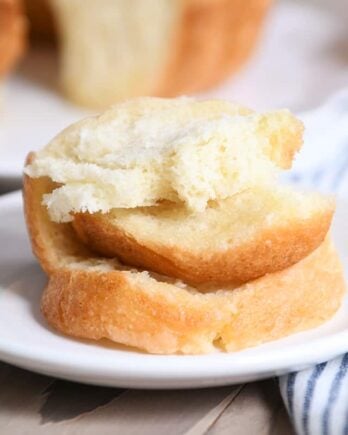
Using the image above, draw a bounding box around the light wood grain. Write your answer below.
[39,386,240,435]
[206,380,294,435]
[0,362,53,433]
[0,361,294,435]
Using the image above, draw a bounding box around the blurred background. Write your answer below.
[1,0,348,191]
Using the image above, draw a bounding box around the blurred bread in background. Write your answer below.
[24,0,272,108]
[0,0,26,82]
[24,0,55,42]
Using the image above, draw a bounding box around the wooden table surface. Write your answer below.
[0,360,294,435]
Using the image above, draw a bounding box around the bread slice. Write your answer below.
[0,0,26,78]
[23,160,346,354]
[28,0,271,108]
[73,187,334,285]
[24,98,329,285]
[24,97,304,222]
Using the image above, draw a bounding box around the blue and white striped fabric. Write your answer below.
[279,90,348,435]
[280,356,348,435]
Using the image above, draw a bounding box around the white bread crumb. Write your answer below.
[25,97,303,222]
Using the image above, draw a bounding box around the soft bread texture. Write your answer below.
[24,98,331,286]
[0,0,26,77]
[23,160,345,355]
[73,187,334,285]
[27,0,271,108]
[24,97,303,222]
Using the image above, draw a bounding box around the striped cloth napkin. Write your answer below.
[279,90,348,435]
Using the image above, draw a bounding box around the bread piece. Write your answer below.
[23,160,345,355]
[73,187,334,285]
[24,98,328,285]
[0,0,26,78]
[24,97,303,222]
[29,0,272,108]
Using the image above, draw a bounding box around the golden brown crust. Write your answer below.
[0,0,26,77]
[73,202,334,286]
[23,153,92,275]
[41,237,345,354]
[41,270,234,355]
[23,162,345,354]
[155,0,272,96]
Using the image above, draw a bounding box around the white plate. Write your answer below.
[0,191,347,389]
[1,0,348,182]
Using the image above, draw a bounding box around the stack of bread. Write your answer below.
[24,0,272,108]
[23,97,345,354]
[0,0,26,90]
